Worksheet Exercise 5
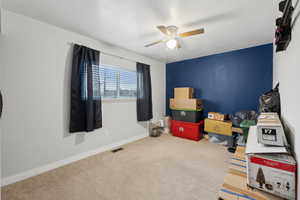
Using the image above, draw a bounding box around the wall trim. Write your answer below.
[1,133,148,186]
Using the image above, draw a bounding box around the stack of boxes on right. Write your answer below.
[245,112,296,199]
[219,112,296,200]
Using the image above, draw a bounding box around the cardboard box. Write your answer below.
[170,98,202,110]
[229,157,247,177]
[228,146,247,177]
[246,153,296,199]
[174,87,194,99]
[245,126,294,199]
[208,112,228,121]
[232,127,243,134]
[219,145,282,200]
[219,172,283,200]
[204,118,232,136]
[257,113,287,147]
[235,146,246,159]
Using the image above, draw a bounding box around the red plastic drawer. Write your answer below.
[171,120,204,141]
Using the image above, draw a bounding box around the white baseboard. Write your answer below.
[1,133,148,186]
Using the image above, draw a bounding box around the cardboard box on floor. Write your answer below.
[228,146,247,178]
[219,172,283,200]
[247,153,296,199]
[219,146,283,200]
[204,118,232,136]
[170,98,202,110]
[174,87,194,99]
[234,146,246,160]
[245,126,295,199]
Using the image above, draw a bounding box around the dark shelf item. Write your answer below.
[275,0,294,52]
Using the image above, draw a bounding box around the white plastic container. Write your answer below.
[257,113,287,146]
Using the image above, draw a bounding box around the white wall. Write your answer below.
[0,10,165,184]
[0,0,3,194]
[273,0,300,194]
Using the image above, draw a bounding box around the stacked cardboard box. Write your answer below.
[170,88,202,110]
[219,114,296,199]
[170,88,204,141]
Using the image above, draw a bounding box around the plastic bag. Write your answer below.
[230,111,257,127]
[208,133,233,147]
[149,121,164,137]
[258,83,281,116]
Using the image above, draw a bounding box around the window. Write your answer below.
[81,64,137,100]
[100,66,137,99]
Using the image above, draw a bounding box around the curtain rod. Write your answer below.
[68,42,142,64]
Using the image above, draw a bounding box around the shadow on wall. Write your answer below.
[63,44,73,139]
[282,117,295,153]
[292,0,300,28]
[138,121,149,129]
[182,9,239,28]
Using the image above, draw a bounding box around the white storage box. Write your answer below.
[257,113,287,146]
[246,126,288,155]
[247,153,296,199]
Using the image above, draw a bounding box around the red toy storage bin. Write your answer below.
[171,120,204,141]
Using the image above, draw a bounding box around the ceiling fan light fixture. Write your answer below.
[144,25,204,48]
[166,39,178,49]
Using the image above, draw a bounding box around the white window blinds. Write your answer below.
[100,66,137,99]
[81,53,137,100]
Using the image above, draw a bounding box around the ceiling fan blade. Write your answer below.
[157,25,168,35]
[179,28,205,38]
[144,40,164,47]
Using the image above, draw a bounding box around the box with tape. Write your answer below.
[170,98,202,110]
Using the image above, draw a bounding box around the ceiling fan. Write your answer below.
[144,25,205,49]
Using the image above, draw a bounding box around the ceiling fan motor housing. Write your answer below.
[167,25,178,37]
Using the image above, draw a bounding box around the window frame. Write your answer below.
[99,64,137,102]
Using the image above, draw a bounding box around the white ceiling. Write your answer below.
[3,0,278,63]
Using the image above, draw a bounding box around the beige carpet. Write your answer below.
[2,134,230,200]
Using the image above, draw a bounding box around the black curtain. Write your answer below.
[69,44,102,133]
[136,62,153,121]
[0,90,3,118]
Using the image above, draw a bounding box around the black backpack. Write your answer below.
[258,83,281,117]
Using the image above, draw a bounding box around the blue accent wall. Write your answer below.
[166,44,273,116]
